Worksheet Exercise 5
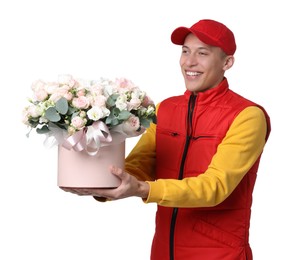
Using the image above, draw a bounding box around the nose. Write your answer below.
[185,53,198,67]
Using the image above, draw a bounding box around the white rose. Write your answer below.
[87,106,110,121]
[115,95,128,111]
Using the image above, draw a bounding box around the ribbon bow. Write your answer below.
[62,121,112,156]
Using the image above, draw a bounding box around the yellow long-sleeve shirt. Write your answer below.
[125,106,267,208]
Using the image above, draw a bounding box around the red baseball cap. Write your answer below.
[171,19,236,55]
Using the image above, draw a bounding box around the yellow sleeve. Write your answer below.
[145,106,268,208]
[124,105,159,181]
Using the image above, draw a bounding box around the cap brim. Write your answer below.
[171,26,221,47]
[171,27,192,45]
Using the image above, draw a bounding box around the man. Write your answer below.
[64,19,271,260]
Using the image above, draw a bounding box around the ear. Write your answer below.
[223,56,235,71]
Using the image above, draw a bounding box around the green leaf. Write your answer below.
[106,96,115,107]
[55,97,68,115]
[67,105,77,115]
[28,118,40,128]
[110,118,119,126]
[118,110,131,120]
[140,118,151,128]
[45,107,61,122]
[105,117,111,125]
[112,107,120,116]
[55,122,68,130]
[106,113,115,125]
[36,125,50,134]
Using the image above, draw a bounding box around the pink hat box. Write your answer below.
[57,141,125,188]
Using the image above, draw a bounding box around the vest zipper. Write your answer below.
[169,94,197,260]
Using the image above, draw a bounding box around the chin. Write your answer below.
[186,86,200,93]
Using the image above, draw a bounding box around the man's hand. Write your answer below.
[60,165,149,201]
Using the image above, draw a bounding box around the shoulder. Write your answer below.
[231,106,268,140]
[235,106,267,125]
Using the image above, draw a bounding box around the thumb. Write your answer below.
[109,165,126,179]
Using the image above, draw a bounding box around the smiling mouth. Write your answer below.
[186,71,201,76]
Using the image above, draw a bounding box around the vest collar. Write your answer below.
[184,77,229,104]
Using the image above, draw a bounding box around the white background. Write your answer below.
[0,0,296,259]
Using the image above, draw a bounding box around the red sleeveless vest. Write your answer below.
[151,79,271,260]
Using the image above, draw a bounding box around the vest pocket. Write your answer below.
[185,135,221,175]
[156,129,186,175]
[192,218,244,248]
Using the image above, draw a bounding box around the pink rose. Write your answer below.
[92,95,107,107]
[72,96,90,109]
[115,78,135,92]
[89,82,104,95]
[77,89,86,96]
[49,87,71,102]
[128,97,141,110]
[122,115,140,133]
[63,92,73,101]
[34,89,48,101]
[71,116,86,129]
[141,95,154,107]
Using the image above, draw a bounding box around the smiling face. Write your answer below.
[180,33,234,94]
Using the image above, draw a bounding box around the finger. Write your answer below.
[61,187,92,196]
[109,165,125,179]
[76,188,99,196]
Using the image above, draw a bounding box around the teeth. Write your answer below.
[186,71,200,76]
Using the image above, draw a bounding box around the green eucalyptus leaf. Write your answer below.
[111,93,120,100]
[56,123,68,130]
[45,107,61,122]
[118,110,131,120]
[111,107,120,116]
[68,106,77,115]
[110,118,119,126]
[140,118,151,129]
[106,96,115,107]
[55,97,68,115]
[106,113,115,125]
[36,125,50,134]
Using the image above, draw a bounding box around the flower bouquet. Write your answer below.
[22,74,156,187]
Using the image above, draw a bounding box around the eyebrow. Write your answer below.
[182,45,211,52]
